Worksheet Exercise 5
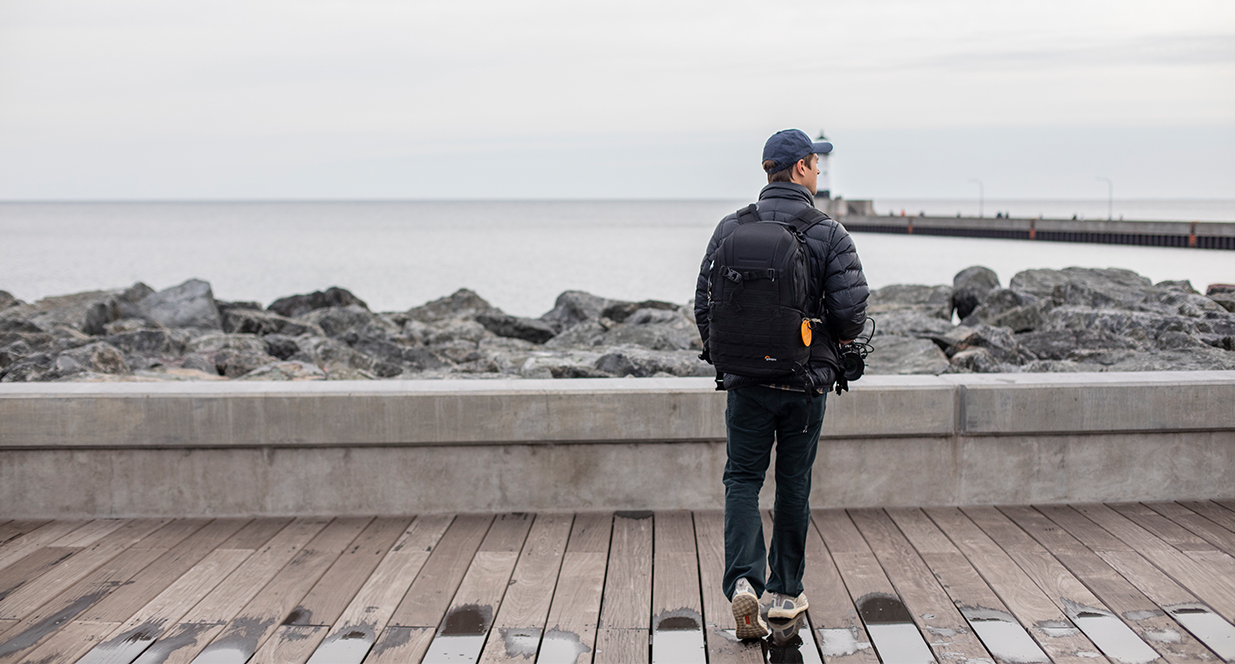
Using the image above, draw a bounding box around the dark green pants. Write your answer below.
[722,385,826,600]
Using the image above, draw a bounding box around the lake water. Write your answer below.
[2,199,1233,317]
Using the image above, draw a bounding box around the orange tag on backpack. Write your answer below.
[800,318,812,346]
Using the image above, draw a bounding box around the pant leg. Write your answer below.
[766,391,826,597]
[722,386,777,600]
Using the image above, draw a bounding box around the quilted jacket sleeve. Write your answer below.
[694,217,732,347]
[820,222,869,341]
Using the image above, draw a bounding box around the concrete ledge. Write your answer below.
[1,372,1232,516]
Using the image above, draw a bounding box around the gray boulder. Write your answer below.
[1011,267,1151,307]
[948,347,1012,373]
[934,324,1036,365]
[601,300,679,324]
[593,346,712,378]
[539,291,615,332]
[0,291,21,310]
[1,342,130,382]
[301,305,397,340]
[520,350,610,379]
[267,287,368,319]
[222,308,324,337]
[544,320,608,349]
[1015,328,1146,361]
[872,310,955,337]
[868,284,953,320]
[137,279,222,330]
[0,288,123,335]
[952,266,1000,320]
[864,335,949,375]
[964,289,1040,325]
[475,312,556,344]
[403,289,494,323]
[985,300,1053,333]
[238,361,326,381]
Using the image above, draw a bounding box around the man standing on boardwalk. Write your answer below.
[694,128,868,639]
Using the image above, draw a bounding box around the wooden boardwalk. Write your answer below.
[1,504,1234,663]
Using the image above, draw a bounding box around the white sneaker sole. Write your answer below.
[768,602,808,621]
[732,592,768,640]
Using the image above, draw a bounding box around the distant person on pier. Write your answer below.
[694,128,869,639]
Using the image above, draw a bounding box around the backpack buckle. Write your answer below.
[724,268,743,283]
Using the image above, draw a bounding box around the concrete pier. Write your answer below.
[844,214,1235,249]
[1,371,1232,517]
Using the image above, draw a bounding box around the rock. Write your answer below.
[294,336,380,376]
[301,305,397,340]
[0,291,21,310]
[872,310,955,337]
[593,346,713,378]
[222,308,325,337]
[217,300,263,312]
[0,288,125,335]
[188,333,268,355]
[985,300,1051,333]
[938,324,1036,365]
[1020,359,1099,373]
[403,289,493,323]
[1156,279,1198,294]
[520,350,609,379]
[263,334,301,361]
[237,361,326,381]
[1011,267,1151,306]
[868,284,953,320]
[103,318,160,335]
[349,335,448,373]
[475,312,556,344]
[601,300,679,324]
[864,335,950,375]
[424,319,489,345]
[602,323,697,351]
[137,279,222,330]
[1210,284,1235,295]
[2,342,130,382]
[212,348,280,378]
[948,347,1010,373]
[1091,348,1235,372]
[539,291,615,332]
[267,287,368,318]
[179,353,219,375]
[104,329,183,357]
[952,266,1000,320]
[1203,292,1235,313]
[1015,328,1146,361]
[0,339,31,369]
[964,288,1039,324]
[544,320,608,349]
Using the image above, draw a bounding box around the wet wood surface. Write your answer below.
[0,504,1233,663]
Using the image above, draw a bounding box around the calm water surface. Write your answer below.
[2,200,1233,317]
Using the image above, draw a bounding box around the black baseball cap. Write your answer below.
[762,129,833,174]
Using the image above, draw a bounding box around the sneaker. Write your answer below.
[731,578,769,640]
[767,592,808,620]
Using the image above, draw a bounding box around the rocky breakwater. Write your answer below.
[0,280,711,382]
[865,267,1235,375]
[2,267,1233,382]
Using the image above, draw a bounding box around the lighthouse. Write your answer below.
[814,130,831,200]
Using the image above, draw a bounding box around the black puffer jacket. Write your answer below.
[694,182,869,390]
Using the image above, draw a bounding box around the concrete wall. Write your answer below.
[1,372,1232,517]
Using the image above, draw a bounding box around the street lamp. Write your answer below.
[1096,176,1113,221]
[969,178,984,218]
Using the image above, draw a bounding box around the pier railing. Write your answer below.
[844,214,1235,249]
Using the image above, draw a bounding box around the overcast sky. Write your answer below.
[1,0,1231,200]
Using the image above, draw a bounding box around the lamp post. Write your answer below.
[969,178,984,218]
[1096,176,1113,221]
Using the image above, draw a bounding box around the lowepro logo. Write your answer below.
[764,356,777,361]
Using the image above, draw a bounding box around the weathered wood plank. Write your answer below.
[800,513,876,664]
[0,521,49,550]
[888,508,1052,664]
[11,619,117,664]
[1000,506,1220,663]
[217,518,293,551]
[48,519,128,549]
[1109,503,1218,553]
[651,511,705,664]
[963,506,1167,664]
[387,514,493,629]
[283,516,411,628]
[78,520,249,624]
[926,507,1111,663]
[478,513,572,664]
[304,515,453,664]
[154,517,371,664]
[816,509,934,664]
[0,520,89,574]
[1035,505,1133,553]
[1144,502,1235,557]
[597,512,652,632]
[248,625,328,664]
[0,519,168,622]
[1073,503,1235,620]
[540,513,614,664]
[365,626,435,664]
[593,628,647,664]
[75,548,252,664]
[693,511,763,664]
[420,513,533,663]
[0,547,77,605]
[1179,501,1235,536]
[849,508,992,663]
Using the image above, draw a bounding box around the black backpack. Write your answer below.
[707,204,829,380]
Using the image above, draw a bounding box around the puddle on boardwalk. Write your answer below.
[77,622,162,664]
[1063,599,1158,664]
[281,607,312,626]
[1167,603,1235,660]
[0,589,107,658]
[652,610,704,664]
[305,625,375,664]
[422,604,494,664]
[763,615,824,664]
[858,594,934,664]
[537,628,590,664]
[191,616,277,664]
[498,627,540,660]
[816,626,873,657]
[960,606,1050,664]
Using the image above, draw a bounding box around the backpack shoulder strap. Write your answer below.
[789,207,830,234]
[735,204,760,225]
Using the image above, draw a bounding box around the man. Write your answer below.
[694,128,868,639]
